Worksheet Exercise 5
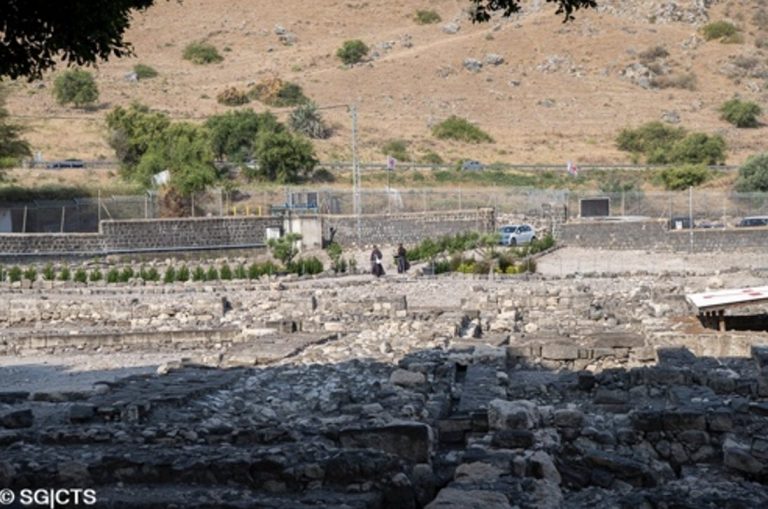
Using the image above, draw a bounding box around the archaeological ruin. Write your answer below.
[2,214,768,508]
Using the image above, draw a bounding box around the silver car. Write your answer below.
[499,224,536,246]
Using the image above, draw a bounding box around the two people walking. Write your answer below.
[370,243,409,277]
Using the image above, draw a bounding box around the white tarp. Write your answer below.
[686,286,768,311]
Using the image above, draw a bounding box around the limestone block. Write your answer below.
[488,399,539,430]
[541,343,578,360]
[390,369,426,387]
[724,438,765,475]
[528,450,561,484]
[425,488,512,509]
[339,422,433,463]
[554,409,585,428]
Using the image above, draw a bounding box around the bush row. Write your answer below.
[0,258,324,284]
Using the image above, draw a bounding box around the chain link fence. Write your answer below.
[3,187,768,233]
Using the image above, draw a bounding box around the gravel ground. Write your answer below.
[536,247,768,276]
[0,353,183,393]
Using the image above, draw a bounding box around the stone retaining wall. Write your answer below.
[0,210,494,258]
[323,208,495,245]
[560,220,768,251]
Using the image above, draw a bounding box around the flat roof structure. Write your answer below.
[686,286,768,331]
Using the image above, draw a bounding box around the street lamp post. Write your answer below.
[318,103,361,244]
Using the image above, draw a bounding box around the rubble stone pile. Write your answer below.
[2,265,768,507]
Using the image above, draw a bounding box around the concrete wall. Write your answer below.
[560,220,768,252]
[323,208,496,246]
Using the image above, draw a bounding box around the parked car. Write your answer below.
[499,224,536,246]
[737,216,768,227]
[46,159,85,169]
[461,160,485,171]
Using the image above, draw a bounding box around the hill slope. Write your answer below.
[5,0,768,167]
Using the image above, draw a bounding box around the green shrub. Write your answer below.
[163,266,176,284]
[119,266,134,283]
[432,116,494,143]
[615,122,725,164]
[89,268,102,282]
[268,233,302,265]
[206,266,219,281]
[668,133,726,165]
[140,266,160,282]
[414,9,441,24]
[701,20,739,41]
[107,268,120,283]
[216,87,250,106]
[616,121,685,157]
[42,263,55,281]
[220,263,233,280]
[289,102,331,139]
[736,152,768,191]
[382,139,411,162]
[0,265,5,282]
[658,164,710,190]
[336,40,369,65]
[408,231,485,262]
[272,82,307,107]
[176,265,190,282]
[8,266,21,283]
[23,267,37,281]
[234,264,247,279]
[192,266,207,282]
[74,268,87,284]
[249,79,308,107]
[529,234,556,254]
[133,63,158,79]
[720,98,762,128]
[327,242,345,273]
[288,256,324,276]
[183,41,224,64]
[419,151,444,164]
[247,261,279,279]
[59,266,71,281]
[53,69,99,108]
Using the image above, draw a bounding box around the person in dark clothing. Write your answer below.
[396,243,409,274]
[370,245,385,277]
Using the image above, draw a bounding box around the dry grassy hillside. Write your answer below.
[4,0,768,167]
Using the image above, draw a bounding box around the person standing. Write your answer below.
[396,243,409,274]
[370,245,385,277]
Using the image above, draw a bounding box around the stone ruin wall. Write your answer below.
[3,272,768,506]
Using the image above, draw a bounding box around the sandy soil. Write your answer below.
[3,0,765,167]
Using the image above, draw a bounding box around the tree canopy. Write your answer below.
[136,122,218,196]
[0,86,31,170]
[0,0,162,80]
[468,0,597,23]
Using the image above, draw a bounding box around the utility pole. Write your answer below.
[350,104,361,243]
[317,103,362,244]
